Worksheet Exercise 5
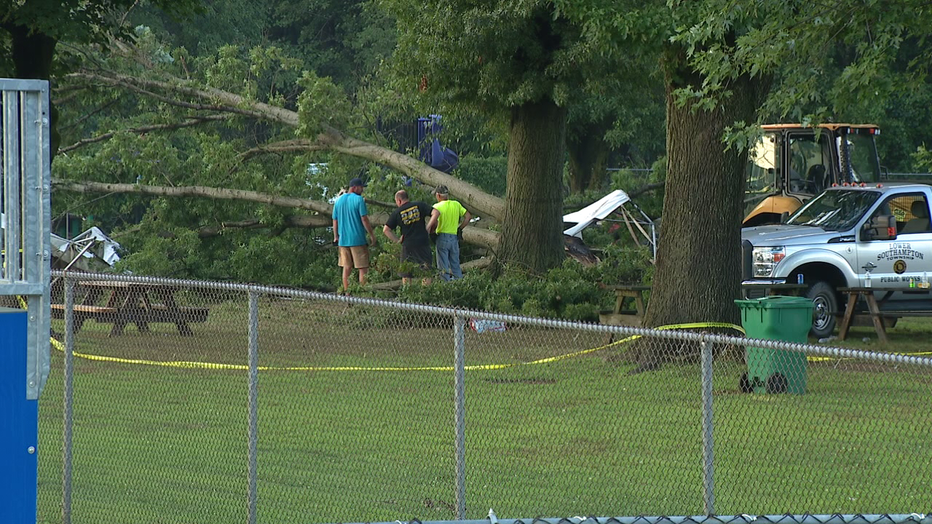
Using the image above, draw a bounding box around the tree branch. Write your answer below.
[68,70,299,125]
[194,212,499,251]
[53,178,501,250]
[370,257,493,291]
[58,98,119,131]
[59,115,230,154]
[52,179,334,214]
[65,68,507,221]
[627,182,665,200]
[197,215,332,237]
[237,139,326,161]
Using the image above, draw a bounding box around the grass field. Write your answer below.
[35,297,932,524]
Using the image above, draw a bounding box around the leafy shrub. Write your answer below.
[392,246,653,321]
[454,155,507,197]
[609,157,665,219]
[913,145,932,172]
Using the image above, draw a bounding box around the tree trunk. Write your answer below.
[5,23,60,152]
[567,136,609,193]
[500,100,567,272]
[637,45,768,365]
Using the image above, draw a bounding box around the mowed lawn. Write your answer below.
[36,298,932,523]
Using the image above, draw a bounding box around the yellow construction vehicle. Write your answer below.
[743,123,882,226]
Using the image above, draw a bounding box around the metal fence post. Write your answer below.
[247,291,259,524]
[700,338,714,515]
[1,77,51,524]
[63,277,75,524]
[454,310,466,520]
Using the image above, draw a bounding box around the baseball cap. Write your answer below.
[348,177,365,188]
[434,185,449,195]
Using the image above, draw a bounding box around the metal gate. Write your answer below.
[0,78,52,400]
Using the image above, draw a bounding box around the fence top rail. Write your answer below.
[343,515,931,524]
[52,270,932,368]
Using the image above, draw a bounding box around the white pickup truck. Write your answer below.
[742,183,932,338]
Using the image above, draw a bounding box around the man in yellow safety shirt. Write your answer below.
[426,185,471,281]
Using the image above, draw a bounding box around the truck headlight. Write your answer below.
[752,247,785,277]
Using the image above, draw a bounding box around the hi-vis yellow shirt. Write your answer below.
[432,200,467,234]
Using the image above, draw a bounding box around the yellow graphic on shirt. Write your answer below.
[400,205,422,225]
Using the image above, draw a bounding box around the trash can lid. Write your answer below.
[734,295,814,309]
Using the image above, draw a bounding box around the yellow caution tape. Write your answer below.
[45,320,747,372]
[20,300,925,371]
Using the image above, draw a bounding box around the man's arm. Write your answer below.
[361,215,377,246]
[427,209,440,233]
[332,219,339,244]
[383,225,401,244]
[459,210,472,231]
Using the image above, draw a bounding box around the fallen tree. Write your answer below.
[51,179,501,251]
[64,69,507,222]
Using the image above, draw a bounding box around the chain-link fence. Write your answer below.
[37,271,932,524]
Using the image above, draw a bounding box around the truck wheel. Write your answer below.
[806,281,838,339]
[739,372,753,393]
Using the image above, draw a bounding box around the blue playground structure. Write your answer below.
[417,115,459,173]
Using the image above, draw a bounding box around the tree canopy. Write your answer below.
[33,0,932,331]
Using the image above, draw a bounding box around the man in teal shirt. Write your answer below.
[426,185,471,281]
[332,177,376,292]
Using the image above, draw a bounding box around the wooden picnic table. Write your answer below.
[610,284,650,318]
[837,286,932,343]
[601,283,806,324]
[599,285,651,343]
[51,280,208,337]
[598,282,808,343]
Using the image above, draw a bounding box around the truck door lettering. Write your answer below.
[877,243,924,260]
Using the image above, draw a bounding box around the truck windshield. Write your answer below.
[786,190,880,231]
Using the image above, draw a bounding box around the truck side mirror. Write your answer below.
[780,212,789,224]
[863,215,897,241]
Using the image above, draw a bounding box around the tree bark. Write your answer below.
[637,45,768,364]
[500,100,567,272]
[4,22,60,152]
[566,121,610,193]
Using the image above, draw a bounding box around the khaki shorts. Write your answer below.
[338,246,370,269]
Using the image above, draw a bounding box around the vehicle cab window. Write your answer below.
[898,197,931,234]
[869,194,932,235]
[788,134,828,194]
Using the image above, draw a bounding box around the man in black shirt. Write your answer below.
[383,190,434,284]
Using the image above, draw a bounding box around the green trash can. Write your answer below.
[734,296,814,394]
